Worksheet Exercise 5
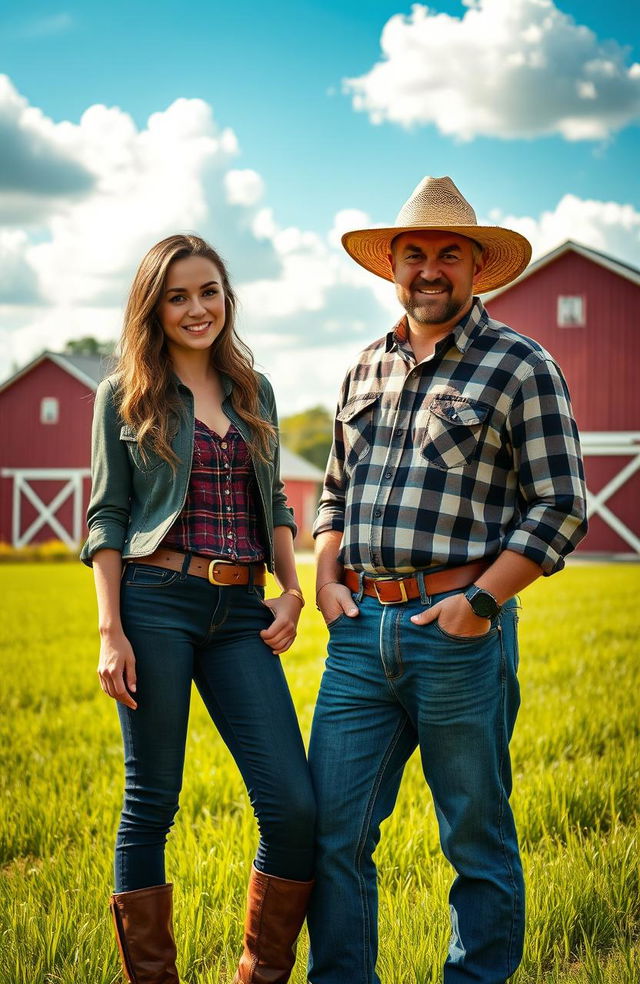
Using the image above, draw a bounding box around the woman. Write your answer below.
[81,234,315,984]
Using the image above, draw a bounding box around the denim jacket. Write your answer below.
[80,371,295,571]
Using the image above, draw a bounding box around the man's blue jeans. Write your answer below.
[114,563,315,892]
[307,588,523,984]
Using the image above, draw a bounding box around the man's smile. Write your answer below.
[412,279,451,297]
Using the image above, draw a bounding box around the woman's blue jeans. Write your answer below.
[307,589,523,984]
[114,562,315,892]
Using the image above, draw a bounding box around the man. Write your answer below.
[308,176,588,984]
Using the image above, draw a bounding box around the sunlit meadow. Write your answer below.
[1,563,638,983]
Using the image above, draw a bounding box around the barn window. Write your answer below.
[557,295,586,327]
[41,397,59,424]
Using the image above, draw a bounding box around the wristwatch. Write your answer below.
[464,584,501,619]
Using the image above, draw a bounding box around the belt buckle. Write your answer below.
[373,577,408,605]
[208,559,235,586]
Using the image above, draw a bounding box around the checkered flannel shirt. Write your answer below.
[161,420,265,562]
[313,298,588,575]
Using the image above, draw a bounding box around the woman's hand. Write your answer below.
[260,593,302,655]
[98,629,138,709]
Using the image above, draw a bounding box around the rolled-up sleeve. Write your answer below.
[313,378,349,537]
[503,357,588,574]
[80,379,132,566]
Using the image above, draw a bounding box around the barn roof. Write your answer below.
[484,239,640,302]
[0,350,110,394]
[280,446,325,482]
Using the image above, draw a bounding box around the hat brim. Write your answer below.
[341,224,532,294]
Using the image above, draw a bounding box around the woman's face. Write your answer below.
[157,255,226,357]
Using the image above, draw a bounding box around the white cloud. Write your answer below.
[0,75,93,222]
[0,230,41,303]
[2,76,639,414]
[489,193,640,266]
[327,209,372,248]
[0,78,396,409]
[344,0,640,140]
[27,97,238,307]
[224,169,265,206]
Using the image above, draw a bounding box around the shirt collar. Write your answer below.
[385,297,488,356]
[454,297,488,353]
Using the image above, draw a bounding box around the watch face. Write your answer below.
[467,588,499,618]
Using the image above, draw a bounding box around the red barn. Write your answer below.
[0,352,323,549]
[485,240,640,556]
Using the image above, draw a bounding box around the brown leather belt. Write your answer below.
[343,560,489,605]
[130,548,266,587]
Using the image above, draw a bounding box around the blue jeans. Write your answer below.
[307,588,523,984]
[114,562,315,892]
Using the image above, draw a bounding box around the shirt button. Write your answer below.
[384,471,392,480]
[374,509,382,518]
[225,489,230,495]
[221,442,228,449]
[395,429,403,437]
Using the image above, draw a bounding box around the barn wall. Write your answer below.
[282,479,320,548]
[485,252,639,433]
[0,360,95,543]
[486,251,640,555]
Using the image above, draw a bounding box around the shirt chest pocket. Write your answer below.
[119,425,164,474]
[337,393,378,471]
[421,397,491,470]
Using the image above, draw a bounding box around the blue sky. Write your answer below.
[0,0,638,410]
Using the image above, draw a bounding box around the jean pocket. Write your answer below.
[326,612,349,630]
[123,564,179,587]
[251,587,276,622]
[433,619,497,643]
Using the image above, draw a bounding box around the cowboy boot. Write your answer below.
[110,883,180,984]
[233,864,314,983]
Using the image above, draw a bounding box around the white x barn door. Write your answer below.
[1,468,90,548]
[581,433,640,554]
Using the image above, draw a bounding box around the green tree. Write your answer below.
[280,405,333,471]
[64,336,115,356]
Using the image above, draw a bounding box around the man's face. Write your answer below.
[389,231,483,328]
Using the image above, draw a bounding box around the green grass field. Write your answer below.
[1,563,639,984]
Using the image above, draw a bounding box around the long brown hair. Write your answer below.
[116,234,274,467]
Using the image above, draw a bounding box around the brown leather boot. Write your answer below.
[233,865,314,983]
[110,883,180,984]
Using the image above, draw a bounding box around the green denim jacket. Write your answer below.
[80,371,296,571]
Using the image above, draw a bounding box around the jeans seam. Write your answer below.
[354,716,411,982]
[202,590,227,643]
[378,608,404,682]
[497,625,518,976]
[118,705,138,891]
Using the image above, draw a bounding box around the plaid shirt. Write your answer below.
[161,420,265,562]
[314,298,588,575]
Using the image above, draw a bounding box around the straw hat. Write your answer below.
[341,176,532,294]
